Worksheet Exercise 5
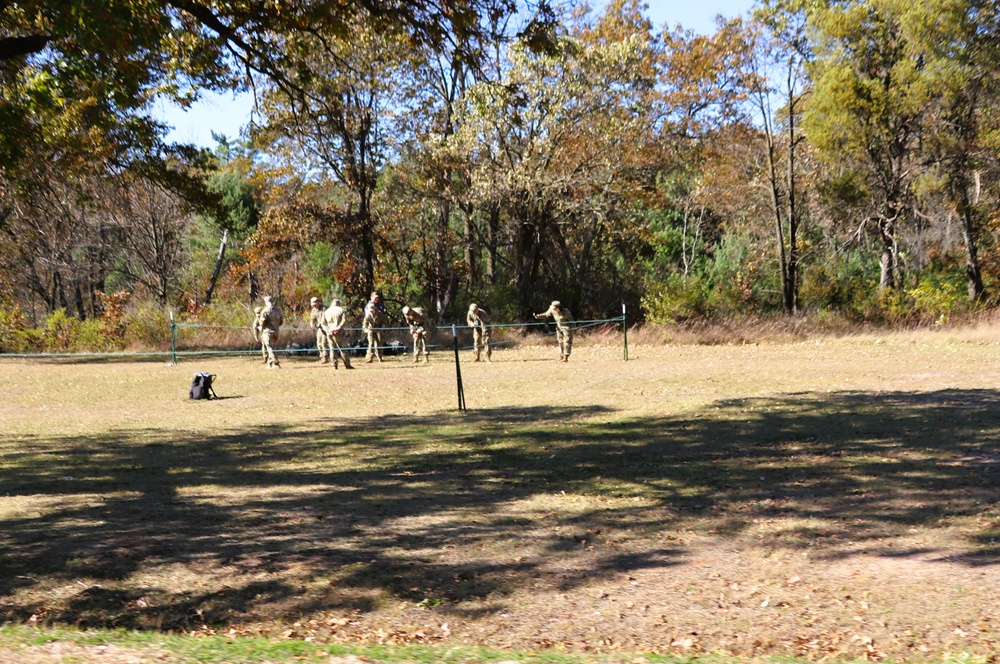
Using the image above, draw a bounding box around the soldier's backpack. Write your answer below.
[189,372,217,400]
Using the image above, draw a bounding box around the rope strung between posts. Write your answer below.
[0,315,626,359]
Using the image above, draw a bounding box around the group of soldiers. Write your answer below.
[251,291,574,368]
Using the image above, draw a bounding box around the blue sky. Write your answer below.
[156,0,753,147]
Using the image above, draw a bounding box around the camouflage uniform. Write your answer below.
[258,296,284,368]
[320,298,353,369]
[362,292,385,363]
[251,306,266,363]
[402,305,430,363]
[466,303,492,362]
[309,297,331,364]
[535,300,573,361]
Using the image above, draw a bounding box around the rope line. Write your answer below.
[173,317,624,333]
[0,316,625,360]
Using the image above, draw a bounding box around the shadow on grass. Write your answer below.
[2,390,999,631]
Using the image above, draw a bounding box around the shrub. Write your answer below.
[800,251,879,320]
[907,272,970,324]
[704,233,781,314]
[641,274,709,323]
[123,300,172,349]
[0,305,32,353]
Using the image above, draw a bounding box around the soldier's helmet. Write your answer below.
[332,298,341,306]
[263,295,272,304]
[401,305,411,315]
[469,303,478,312]
[310,297,319,305]
[551,300,561,308]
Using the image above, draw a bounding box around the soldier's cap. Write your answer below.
[263,295,272,303]
[401,305,411,315]
[253,306,262,313]
[332,298,341,306]
[310,297,319,304]
[551,300,561,308]
[469,303,478,311]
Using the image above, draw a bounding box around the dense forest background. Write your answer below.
[2,0,999,350]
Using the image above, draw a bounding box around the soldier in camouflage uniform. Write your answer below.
[402,305,430,363]
[362,291,385,363]
[320,298,353,369]
[258,295,284,368]
[309,297,331,364]
[251,306,266,363]
[466,303,492,362]
[534,300,573,362]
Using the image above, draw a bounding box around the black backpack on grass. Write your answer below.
[189,372,217,400]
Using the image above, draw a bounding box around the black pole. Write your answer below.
[622,303,628,361]
[452,324,466,411]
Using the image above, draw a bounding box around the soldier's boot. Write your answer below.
[343,355,353,369]
[413,352,420,363]
[486,348,492,363]
[423,352,429,363]
[561,355,569,362]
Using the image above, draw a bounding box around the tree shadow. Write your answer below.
[2,390,999,632]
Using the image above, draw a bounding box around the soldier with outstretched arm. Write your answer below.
[534,300,573,362]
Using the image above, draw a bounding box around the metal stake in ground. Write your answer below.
[622,303,628,361]
[169,311,178,366]
[452,324,466,411]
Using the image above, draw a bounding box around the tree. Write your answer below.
[805,0,933,291]
[912,0,1000,302]
[744,0,812,314]
[453,0,663,316]
[201,135,260,305]
[106,178,193,304]
[254,10,418,295]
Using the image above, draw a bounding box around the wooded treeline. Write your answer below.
[2,0,1000,339]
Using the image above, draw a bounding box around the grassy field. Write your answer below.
[2,329,1000,663]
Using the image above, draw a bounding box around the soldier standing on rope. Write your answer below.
[534,300,573,362]
[402,305,430,363]
[321,298,353,369]
[309,297,330,364]
[362,291,386,363]
[466,303,492,362]
[258,295,284,368]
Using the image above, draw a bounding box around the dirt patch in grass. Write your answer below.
[2,331,1000,661]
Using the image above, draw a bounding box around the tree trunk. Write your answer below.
[463,206,476,287]
[877,217,896,290]
[764,130,791,312]
[203,229,229,306]
[952,171,986,302]
[785,92,799,315]
[73,282,86,319]
[434,199,450,315]
[486,204,499,284]
[358,193,376,294]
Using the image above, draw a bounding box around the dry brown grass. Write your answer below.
[3,327,1000,662]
